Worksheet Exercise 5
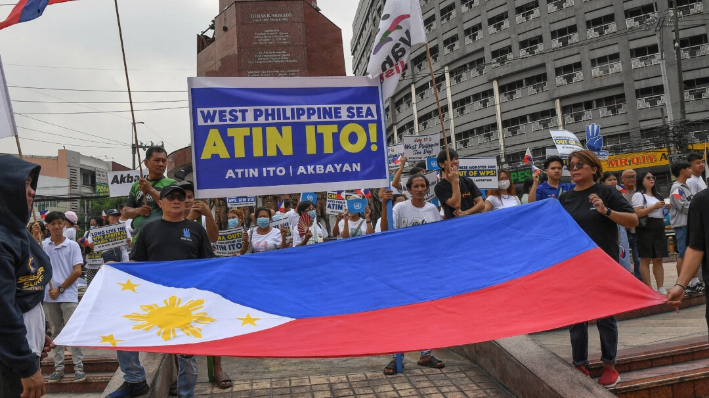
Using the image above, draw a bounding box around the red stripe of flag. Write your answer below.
[0,0,76,31]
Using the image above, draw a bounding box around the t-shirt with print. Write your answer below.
[536,181,575,201]
[631,192,665,219]
[338,217,369,237]
[688,174,707,195]
[434,177,482,219]
[250,228,282,253]
[42,237,83,303]
[669,181,692,228]
[130,219,214,262]
[292,222,328,247]
[392,200,442,229]
[559,184,635,261]
[686,189,709,286]
[485,194,521,210]
[125,176,177,238]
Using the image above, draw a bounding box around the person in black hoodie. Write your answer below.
[0,154,54,398]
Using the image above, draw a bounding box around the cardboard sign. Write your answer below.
[457,158,498,189]
[388,144,404,169]
[403,132,440,161]
[89,224,128,252]
[270,218,292,239]
[326,191,347,215]
[549,129,583,158]
[226,196,256,208]
[214,228,243,257]
[86,252,104,268]
[300,192,318,204]
[346,195,368,213]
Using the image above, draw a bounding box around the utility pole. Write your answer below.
[131,121,144,170]
[672,2,686,121]
[133,141,164,170]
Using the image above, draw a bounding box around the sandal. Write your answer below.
[214,371,232,389]
[418,355,445,369]
[383,360,402,375]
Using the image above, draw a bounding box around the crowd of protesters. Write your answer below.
[3,146,707,397]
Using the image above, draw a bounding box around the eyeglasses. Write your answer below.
[164,193,186,201]
[566,161,586,171]
[645,176,656,180]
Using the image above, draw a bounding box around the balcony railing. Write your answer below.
[444,41,460,55]
[592,61,622,77]
[551,32,579,49]
[625,12,657,29]
[454,104,471,117]
[473,97,494,110]
[500,88,522,103]
[516,8,540,24]
[436,81,446,92]
[680,44,709,60]
[675,2,704,18]
[418,118,434,131]
[563,110,592,125]
[599,103,627,118]
[503,124,526,137]
[548,0,574,14]
[556,71,584,86]
[684,87,709,101]
[532,118,558,132]
[441,9,457,24]
[631,53,660,69]
[414,62,426,73]
[462,0,480,13]
[395,101,412,115]
[465,31,483,45]
[431,53,439,63]
[636,94,665,109]
[425,21,437,34]
[527,82,548,95]
[471,64,487,77]
[416,87,432,101]
[400,126,414,136]
[520,43,544,57]
[488,19,510,35]
[491,53,513,68]
[451,72,468,85]
[587,22,617,39]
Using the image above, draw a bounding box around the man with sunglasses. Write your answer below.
[108,185,214,398]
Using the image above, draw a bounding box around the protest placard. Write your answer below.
[214,228,243,257]
[458,158,498,189]
[270,218,292,239]
[108,170,149,197]
[86,252,104,268]
[326,191,347,215]
[388,144,404,168]
[403,132,440,161]
[189,77,389,197]
[89,224,129,252]
[549,129,583,158]
[346,194,368,213]
[227,196,256,208]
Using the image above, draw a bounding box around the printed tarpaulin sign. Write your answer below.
[227,197,256,208]
[189,77,389,197]
[108,170,149,198]
[86,252,104,268]
[326,191,347,215]
[458,158,498,189]
[90,224,128,252]
[403,132,440,161]
[388,144,404,169]
[550,129,583,158]
[214,228,243,257]
[300,192,318,204]
[270,218,291,239]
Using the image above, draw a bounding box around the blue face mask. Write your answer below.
[308,210,317,219]
[272,214,281,221]
[227,218,239,229]
[256,217,270,228]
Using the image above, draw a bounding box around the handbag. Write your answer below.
[637,194,648,228]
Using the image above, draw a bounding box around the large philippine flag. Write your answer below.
[0,0,76,31]
[56,200,663,357]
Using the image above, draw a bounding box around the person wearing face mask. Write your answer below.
[484,170,521,211]
[240,207,288,254]
[292,201,328,246]
[334,205,373,239]
[227,209,243,230]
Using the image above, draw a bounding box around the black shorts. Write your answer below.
[636,218,668,258]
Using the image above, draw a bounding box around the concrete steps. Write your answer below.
[43,354,118,395]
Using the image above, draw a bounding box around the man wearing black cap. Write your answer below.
[108,185,214,398]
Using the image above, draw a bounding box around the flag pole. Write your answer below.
[424,44,453,179]
[113,0,146,204]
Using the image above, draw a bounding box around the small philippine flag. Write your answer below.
[392,154,402,165]
[102,210,107,219]
[616,185,628,194]
[277,200,285,212]
[356,189,372,198]
[336,191,346,200]
[524,148,533,164]
[671,188,684,200]
[39,210,48,219]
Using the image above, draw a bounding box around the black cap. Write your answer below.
[178,180,194,192]
[106,209,120,216]
[160,185,186,200]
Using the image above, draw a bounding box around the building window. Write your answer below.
[440,3,456,24]
[488,12,510,35]
[551,24,579,48]
[464,24,483,44]
[624,4,657,28]
[684,77,709,102]
[443,34,460,54]
[636,86,666,109]
[555,62,584,86]
[491,46,513,68]
[519,35,544,57]
[586,14,616,38]
[515,1,540,24]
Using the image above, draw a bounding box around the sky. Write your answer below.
[0,0,360,168]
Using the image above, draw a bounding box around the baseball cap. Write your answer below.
[178,180,194,192]
[160,185,186,200]
[64,211,78,224]
[106,209,120,216]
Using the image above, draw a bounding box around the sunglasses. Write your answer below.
[566,161,585,171]
[164,193,186,201]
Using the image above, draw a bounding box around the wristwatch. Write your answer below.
[605,208,612,217]
[58,286,65,293]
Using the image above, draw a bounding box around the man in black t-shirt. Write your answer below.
[667,189,709,328]
[433,149,484,219]
[108,184,213,398]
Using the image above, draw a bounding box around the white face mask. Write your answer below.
[498,180,511,190]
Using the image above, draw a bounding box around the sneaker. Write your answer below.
[576,365,590,377]
[658,287,668,295]
[73,370,87,382]
[598,367,621,387]
[48,371,64,383]
[107,380,150,398]
[695,283,706,294]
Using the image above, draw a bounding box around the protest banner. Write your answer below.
[458,158,498,189]
[388,144,404,169]
[270,218,292,239]
[227,196,256,208]
[189,76,389,197]
[214,228,244,257]
[549,129,583,158]
[108,170,149,197]
[403,132,440,161]
[89,224,128,252]
[400,171,438,203]
[326,191,347,215]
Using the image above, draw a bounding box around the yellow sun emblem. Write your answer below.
[124,296,215,341]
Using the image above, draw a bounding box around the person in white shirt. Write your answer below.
[379,174,444,375]
[240,207,287,254]
[375,194,406,232]
[43,211,85,383]
[687,153,707,194]
[632,171,671,292]
[292,201,328,247]
[484,169,522,211]
[333,206,373,239]
[63,211,78,241]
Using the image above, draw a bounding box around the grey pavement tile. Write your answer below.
[292,386,313,393]
[373,384,395,393]
[410,381,433,388]
[415,387,439,395]
[272,387,292,395]
[232,382,251,391]
[309,376,330,384]
[442,393,468,398]
[272,379,291,388]
[423,394,445,398]
[292,393,313,398]
[464,391,490,398]
[375,391,401,398]
[347,373,367,382]
[291,377,311,387]
[313,392,332,398]
[353,387,376,395]
[232,391,251,398]
[312,384,331,392]
[350,380,370,388]
[392,382,414,390]
[396,389,419,396]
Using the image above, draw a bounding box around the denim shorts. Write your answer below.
[675,226,688,258]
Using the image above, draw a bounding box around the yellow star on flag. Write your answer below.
[237,313,260,326]
[99,334,123,347]
[118,279,139,292]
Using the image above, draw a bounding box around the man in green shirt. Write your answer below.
[123,147,176,239]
